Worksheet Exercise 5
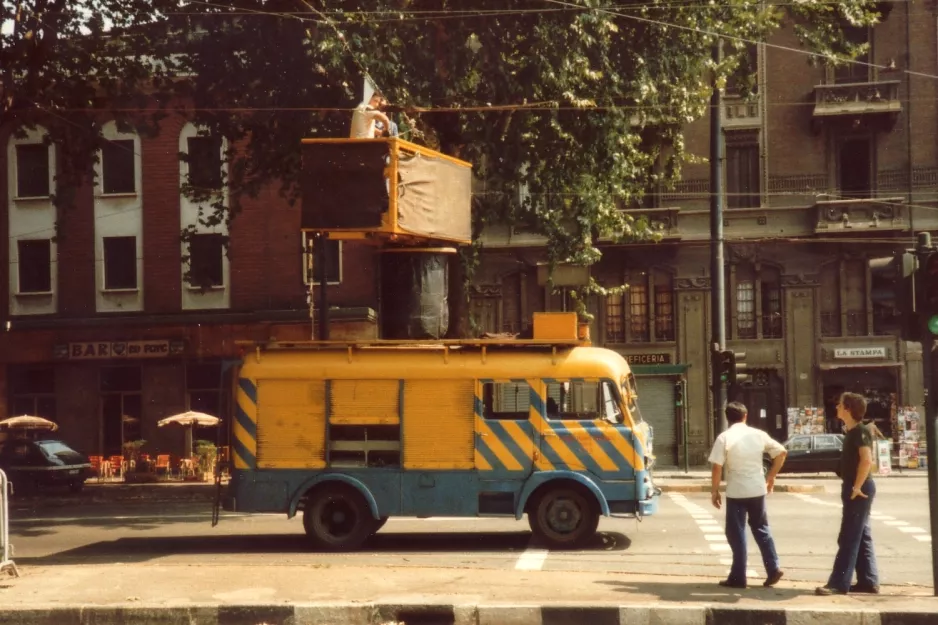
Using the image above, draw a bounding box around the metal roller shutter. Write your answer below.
[634,376,677,466]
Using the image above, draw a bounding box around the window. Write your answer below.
[188,233,225,288]
[815,436,842,451]
[838,137,873,199]
[761,270,782,339]
[605,269,674,344]
[726,43,758,96]
[101,139,136,194]
[16,144,50,198]
[736,280,756,338]
[787,436,811,452]
[844,259,867,336]
[834,25,870,84]
[545,380,621,422]
[726,141,761,209]
[820,263,841,337]
[103,236,137,290]
[654,285,675,341]
[9,367,56,421]
[481,381,531,420]
[628,283,649,342]
[187,136,223,190]
[302,234,342,285]
[728,262,784,339]
[17,239,52,293]
[101,366,142,456]
[605,293,625,343]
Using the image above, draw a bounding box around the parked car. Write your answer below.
[0,438,94,493]
[764,433,844,476]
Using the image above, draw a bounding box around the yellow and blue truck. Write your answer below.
[222,313,658,550]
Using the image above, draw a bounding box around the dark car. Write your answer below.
[764,433,844,476]
[0,438,94,493]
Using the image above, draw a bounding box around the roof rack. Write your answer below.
[235,338,585,350]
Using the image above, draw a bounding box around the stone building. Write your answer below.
[473,4,938,465]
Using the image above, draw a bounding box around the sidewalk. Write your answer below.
[2,563,936,624]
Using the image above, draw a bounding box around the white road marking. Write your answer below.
[704,534,726,541]
[870,515,893,520]
[709,543,731,552]
[514,547,549,570]
[898,527,927,534]
[914,535,932,542]
[884,521,909,526]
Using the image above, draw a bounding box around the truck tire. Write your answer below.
[302,484,377,551]
[527,485,600,549]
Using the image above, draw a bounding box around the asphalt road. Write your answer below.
[6,479,934,589]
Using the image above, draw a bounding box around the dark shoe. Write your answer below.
[815,586,848,596]
[719,579,747,589]
[763,569,784,587]
[849,583,880,594]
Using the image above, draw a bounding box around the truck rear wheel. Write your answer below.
[528,485,600,549]
[302,484,377,551]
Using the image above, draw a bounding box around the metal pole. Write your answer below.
[317,233,330,341]
[914,232,938,594]
[710,39,728,437]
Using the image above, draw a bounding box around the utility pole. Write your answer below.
[913,231,938,593]
[710,39,728,437]
[316,233,330,341]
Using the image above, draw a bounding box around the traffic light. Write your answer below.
[674,380,686,407]
[922,251,938,336]
[868,252,918,341]
[719,350,749,385]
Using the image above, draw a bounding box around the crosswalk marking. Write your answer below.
[899,527,926,534]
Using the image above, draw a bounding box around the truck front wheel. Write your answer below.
[528,485,600,549]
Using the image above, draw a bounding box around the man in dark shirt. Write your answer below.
[816,392,879,595]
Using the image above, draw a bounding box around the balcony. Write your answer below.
[813,197,907,234]
[813,81,901,123]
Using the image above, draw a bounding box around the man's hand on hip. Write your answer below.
[766,475,776,494]
[711,491,722,510]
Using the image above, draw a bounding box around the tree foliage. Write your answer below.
[1,0,178,212]
[3,0,886,262]
[172,0,885,269]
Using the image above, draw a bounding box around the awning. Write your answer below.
[631,364,690,375]
[819,362,901,370]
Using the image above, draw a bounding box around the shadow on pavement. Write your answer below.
[596,579,805,603]
[14,530,633,566]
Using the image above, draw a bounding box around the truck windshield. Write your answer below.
[622,373,644,423]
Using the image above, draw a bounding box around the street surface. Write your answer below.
[6,478,933,589]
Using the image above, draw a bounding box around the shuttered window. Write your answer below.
[255,380,326,469]
[403,380,475,469]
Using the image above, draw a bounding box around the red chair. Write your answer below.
[155,454,171,476]
[108,455,124,479]
[89,456,104,480]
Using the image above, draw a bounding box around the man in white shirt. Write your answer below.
[709,402,788,589]
[349,91,391,139]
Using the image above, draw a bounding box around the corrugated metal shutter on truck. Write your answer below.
[329,380,400,424]
[403,380,474,469]
[256,380,327,469]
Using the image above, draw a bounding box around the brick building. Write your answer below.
[474,4,938,465]
[0,113,378,458]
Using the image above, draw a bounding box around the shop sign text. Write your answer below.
[68,340,171,359]
[625,353,672,365]
[833,347,886,359]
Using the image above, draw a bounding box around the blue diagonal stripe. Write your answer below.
[486,420,533,471]
[235,403,257,441]
[232,435,256,469]
[593,430,633,472]
[474,395,484,418]
[529,388,545,417]
[475,434,506,471]
[238,378,257,403]
[547,421,607,476]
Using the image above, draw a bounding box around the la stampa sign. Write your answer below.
[833,347,887,359]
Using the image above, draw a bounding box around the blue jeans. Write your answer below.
[827,480,878,591]
[725,496,780,584]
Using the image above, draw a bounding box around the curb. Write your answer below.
[4,603,936,625]
[659,483,825,494]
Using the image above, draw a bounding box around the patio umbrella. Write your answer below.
[0,415,58,432]
[158,411,221,456]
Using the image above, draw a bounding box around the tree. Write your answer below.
[173,0,884,270]
[1,0,177,210]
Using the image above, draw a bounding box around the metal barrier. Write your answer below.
[0,469,18,577]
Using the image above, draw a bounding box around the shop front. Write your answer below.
[819,343,901,438]
[622,351,687,467]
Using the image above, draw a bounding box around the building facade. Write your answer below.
[0,114,379,458]
[474,4,938,466]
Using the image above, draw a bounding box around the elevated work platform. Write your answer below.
[300,138,472,245]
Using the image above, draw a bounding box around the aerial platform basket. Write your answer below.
[300,138,472,245]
